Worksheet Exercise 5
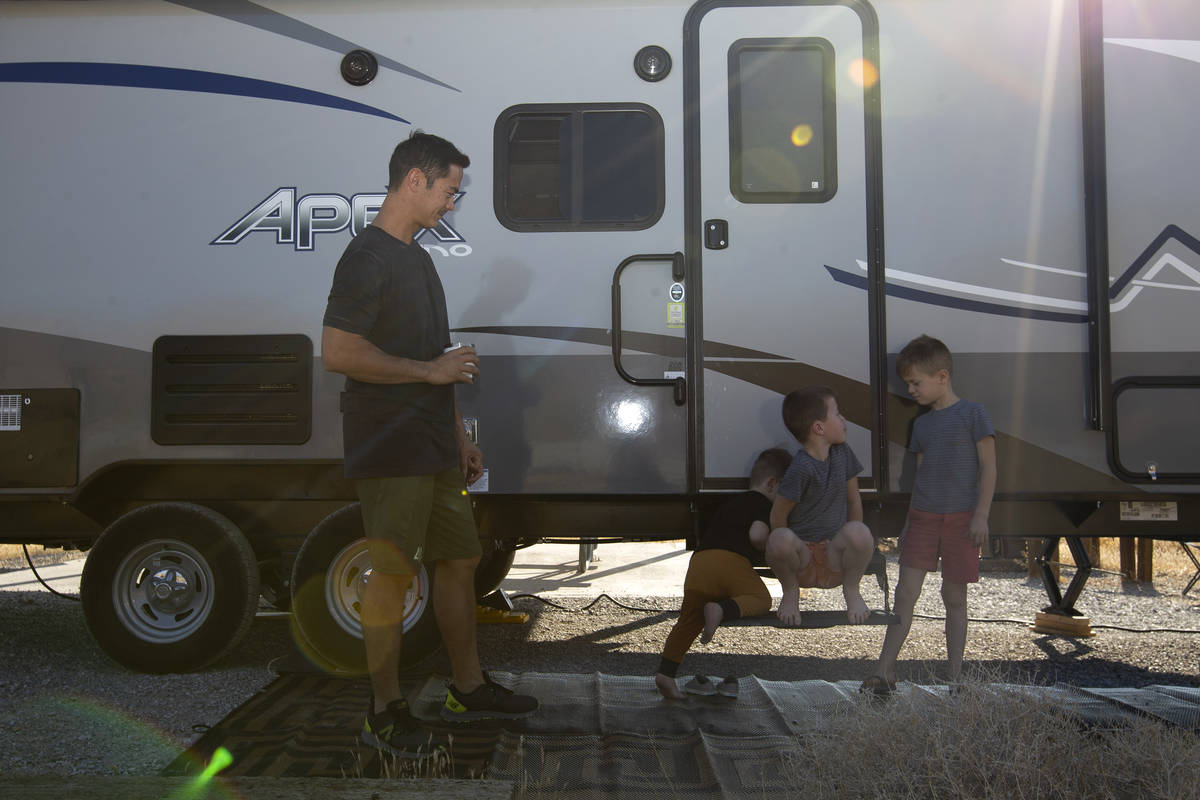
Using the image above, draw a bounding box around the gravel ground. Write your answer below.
[1,555,1197,777]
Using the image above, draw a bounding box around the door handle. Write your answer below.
[611,252,687,406]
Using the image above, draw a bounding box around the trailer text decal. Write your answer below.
[213,188,470,255]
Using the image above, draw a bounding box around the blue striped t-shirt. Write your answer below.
[909,399,995,514]
[779,443,863,542]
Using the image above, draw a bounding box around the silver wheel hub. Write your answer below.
[112,539,215,644]
[146,563,194,612]
[324,539,431,639]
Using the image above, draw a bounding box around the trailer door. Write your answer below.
[1099,7,1200,485]
[687,2,880,487]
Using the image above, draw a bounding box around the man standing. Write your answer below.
[322,132,538,758]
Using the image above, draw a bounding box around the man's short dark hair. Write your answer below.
[749,447,793,485]
[388,131,470,190]
[782,385,836,442]
[896,334,953,377]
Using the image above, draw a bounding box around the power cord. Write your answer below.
[22,544,80,602]
[502,593,1200,634]
[505,592,668,613]
[911,611,1199,635]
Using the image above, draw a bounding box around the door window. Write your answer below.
[728,38,837,203]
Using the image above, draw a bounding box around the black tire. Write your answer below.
[80,503,260,673]
[289,503,441,675]
[474,540,517,598]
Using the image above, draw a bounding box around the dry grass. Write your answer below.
[785,672,1200,800]
[0,543,84,570]
[1057,538,1195,580]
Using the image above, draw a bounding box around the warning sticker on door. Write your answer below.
[667,302,685,328]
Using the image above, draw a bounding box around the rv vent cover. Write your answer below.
[0,394,20,431]
[151,334,312,445]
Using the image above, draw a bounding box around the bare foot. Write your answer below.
[844,591,869,624]
[655,673,686,699]
[776,588,802,627]
[700,601,723,644]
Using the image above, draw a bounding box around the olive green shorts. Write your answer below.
[355,468,481,575]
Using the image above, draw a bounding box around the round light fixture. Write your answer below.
[634,45,672,82]
[340,49,378,86]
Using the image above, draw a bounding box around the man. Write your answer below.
[322,132,538,758]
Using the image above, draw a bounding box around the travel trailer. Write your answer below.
[1,0,1196,673]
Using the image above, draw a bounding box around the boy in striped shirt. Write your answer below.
[862,335,997,695]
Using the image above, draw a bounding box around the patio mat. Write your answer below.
[164,672,1200,798]
[163,671,863,792]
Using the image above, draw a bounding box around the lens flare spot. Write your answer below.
[849,58,879,87]
[790,124,814,147]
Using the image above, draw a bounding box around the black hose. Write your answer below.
[22,545,80,602]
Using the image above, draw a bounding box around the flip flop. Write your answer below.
[858,675,896,697]
[683,675,717,696]
[717,676,739,698]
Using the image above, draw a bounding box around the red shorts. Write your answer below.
[797,540,843,589]
[900,509,980,584]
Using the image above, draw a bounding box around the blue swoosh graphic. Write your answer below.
[825,265,1089,324]
[165,0,459,93]
[0,62,408,123]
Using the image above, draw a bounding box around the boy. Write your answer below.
[655,448,793,699]
[861,335,996,695]
[766,386,875,627]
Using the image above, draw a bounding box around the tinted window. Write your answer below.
[729,38,837,203]
[495,104,665,231]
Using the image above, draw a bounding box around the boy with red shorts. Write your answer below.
[861,335,997,695]
[655,448,793,699]
[766,386,876,628]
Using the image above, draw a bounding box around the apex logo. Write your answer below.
[212,188,468,252]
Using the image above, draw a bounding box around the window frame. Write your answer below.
[727,36,838,204]
[493,102,666,232]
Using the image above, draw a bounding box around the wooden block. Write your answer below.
[1120,538,1137,579]
[1031,611,1094,637]
[475,605,529,624]
[1137,538,1155,583]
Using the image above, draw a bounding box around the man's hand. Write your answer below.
[430,345,480,385]
[461,440,484,486]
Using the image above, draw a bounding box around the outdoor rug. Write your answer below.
[164,672,1200,798]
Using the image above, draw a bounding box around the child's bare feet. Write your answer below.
[700,601,723,644]
[844,590,869,624]
[777,588,802,626]
[655,672,686,699]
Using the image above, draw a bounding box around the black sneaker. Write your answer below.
[441,679,539,722]
[362,699,448,759]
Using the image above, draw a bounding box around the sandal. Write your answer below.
[858,675,896,697]
[684,675,717,696]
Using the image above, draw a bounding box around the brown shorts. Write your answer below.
[355,468,481,575]
[900,508,980,584]
[797,539,843,589]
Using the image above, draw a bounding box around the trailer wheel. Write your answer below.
[289,504,441,675]
[474,540,517,598]
[80,503,260,673]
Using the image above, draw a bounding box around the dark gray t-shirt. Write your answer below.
[323,226,457,479]
[778,443,863,542]
[909,399,995,513]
